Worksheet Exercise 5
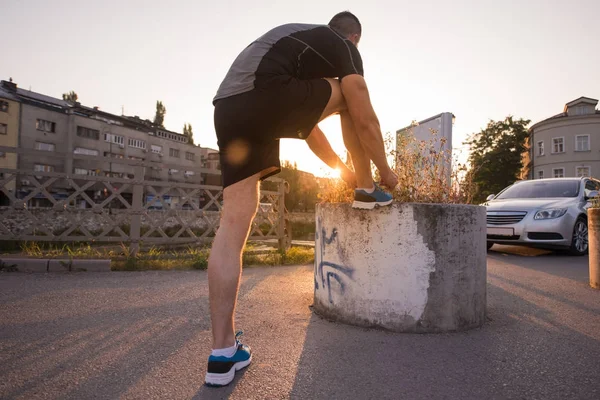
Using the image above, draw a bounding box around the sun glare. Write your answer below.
[331,168,341,179]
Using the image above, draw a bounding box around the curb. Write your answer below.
[0,258,111,273]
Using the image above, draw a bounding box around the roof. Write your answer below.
[16,87,70,109]
[396,112,455,133]
[1,79,198,144]
[529,96,600,132]
[564,96,598,109]
[0,86,19,102]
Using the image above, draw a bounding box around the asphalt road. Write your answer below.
[1,245,599,400]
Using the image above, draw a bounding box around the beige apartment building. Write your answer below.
[0,81,20,199]
[0,79,215,207]
[199,147,221,186]
[530,97,600,179]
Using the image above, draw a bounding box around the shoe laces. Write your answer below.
[235,330,244,344]
[373,182,385,192]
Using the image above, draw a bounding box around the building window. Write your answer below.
[35,142,55,152]
[575,135,590,152]
[185,152,195,161]
[0,123,7,135]
[536,141,544,156]
[74,147,99,156]
[77,126,100,140]
[537,170,544,179]
[0,152,5,158]
[169,148,180,158]
[552,137,565,153]
[128,138,147,149]
[576,166,591,178]
[103,151,124,159]
[34,164,54,173]
[553,168,565,178]
[104,133,124,145]
[151,145,162,154]
[573,105,592,116]
[36,119,56,133]
[0,100,8,112]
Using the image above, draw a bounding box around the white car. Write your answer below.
[484,177,600,256]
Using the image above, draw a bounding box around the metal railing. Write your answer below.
[0,146,290,254]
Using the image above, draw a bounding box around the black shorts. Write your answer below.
[214,76,332,188]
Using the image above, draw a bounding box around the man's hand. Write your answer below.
[379,169,398,190]
[339,166,357,189]
[340,75,391,176]
[306,125,357,188]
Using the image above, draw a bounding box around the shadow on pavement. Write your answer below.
[0,270,268,400]
[288,270,600,400]
[488,245,589,282]
[192,369,248,400]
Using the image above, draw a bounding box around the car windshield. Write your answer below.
[496,180,580,199]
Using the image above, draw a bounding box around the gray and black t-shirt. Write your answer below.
[214,23,364,103]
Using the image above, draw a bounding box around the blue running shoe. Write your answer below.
[352,183,393,209]
[205,331,252,387]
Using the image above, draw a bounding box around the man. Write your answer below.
[205,11,399,387]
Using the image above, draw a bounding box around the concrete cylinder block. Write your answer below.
[313,202,487,333]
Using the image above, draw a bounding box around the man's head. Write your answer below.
[328,11,361,46]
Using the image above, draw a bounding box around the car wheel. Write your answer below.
[568,217,588,256]
[487,242,494,251]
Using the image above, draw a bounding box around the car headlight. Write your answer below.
[534,208,567,220]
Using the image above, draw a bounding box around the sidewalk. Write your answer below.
[0,250,598,399]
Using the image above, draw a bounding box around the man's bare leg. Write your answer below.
[340,110,373,189]
[208,172,261,349]
[310,78,374,189]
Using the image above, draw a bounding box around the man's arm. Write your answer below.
[340,74,397,188]
[305,125,356,187]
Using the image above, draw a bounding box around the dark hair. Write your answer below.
[328,11,361,37]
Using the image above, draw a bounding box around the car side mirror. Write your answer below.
[486,194,496,201]
[586,190,599,200]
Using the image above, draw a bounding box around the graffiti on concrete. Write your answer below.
[315,217,355,303]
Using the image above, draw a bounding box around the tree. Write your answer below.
[62,91,78,103]
[183,123,195,145]
[153,101,166,128]
[277,161,320,211]
[465,116,531,203]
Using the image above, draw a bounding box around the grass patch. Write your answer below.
[319,129,475,204]
[20,242,113,258]
[12,240,313,271]
[111,246,314,271]
[281,246,314,265]
[243,246,314,267]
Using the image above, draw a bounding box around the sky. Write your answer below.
[2,0,599,176]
